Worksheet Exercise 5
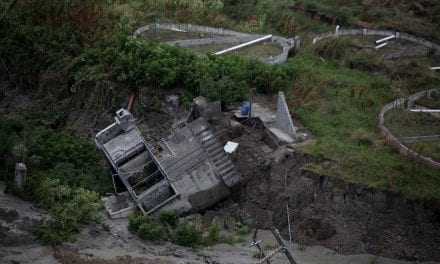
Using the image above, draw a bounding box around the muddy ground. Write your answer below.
[208,113,440,262]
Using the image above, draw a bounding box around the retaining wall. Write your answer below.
[312,29,440,54]
[378,89,440,169]
[134,23,295,64]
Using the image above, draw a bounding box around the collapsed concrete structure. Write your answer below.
[96,106,241,217]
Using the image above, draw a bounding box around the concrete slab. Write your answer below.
[224,141,239,154]
[267,127,295,145]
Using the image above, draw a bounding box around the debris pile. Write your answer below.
[96,92,305,217]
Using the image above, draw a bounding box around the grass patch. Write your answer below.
[140,29,222,42]
[407,142,440,161]
[234,42,283,58]
[289,51,440,200]
[385,109,440,138]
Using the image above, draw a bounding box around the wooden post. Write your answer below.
[127,93,136,112]
[270,228,297,264]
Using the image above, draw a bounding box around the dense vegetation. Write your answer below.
[0,118,109,244]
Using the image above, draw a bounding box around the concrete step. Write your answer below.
[215,159,233,171]
[208,147,223,157]
[218,165,235,176]
[162,148,205,171]
[193,126,209,136]
[212,155,228,164]
[201,134,214,142]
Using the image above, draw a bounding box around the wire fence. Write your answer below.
[378,89,440,169]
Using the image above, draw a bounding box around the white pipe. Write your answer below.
[376,35,395,44]
[375,42,388,50]
[214,35,273,55]
[410,109,440,113]
[171,28,187,32]
[431,67,440,71]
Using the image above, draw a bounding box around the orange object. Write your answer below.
[127,93,136,112]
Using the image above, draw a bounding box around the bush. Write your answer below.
[33,177,102,244]
[237,223,250,235]
[138,221,166,241]
[76,34,293,104]
[27,128,111,194]
[205,224,220,245]
[159,211,178,227]
[129,213,166,242]
[175,223,203,247]
[37,221,76,245]
[128,213,145,232]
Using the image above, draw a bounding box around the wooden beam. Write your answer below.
[270,228,297,264]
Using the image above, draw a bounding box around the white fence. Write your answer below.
[378,89,440,169]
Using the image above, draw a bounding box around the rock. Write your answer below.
[173,249,186,258]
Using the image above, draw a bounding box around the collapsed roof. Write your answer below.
[95,107,241,215]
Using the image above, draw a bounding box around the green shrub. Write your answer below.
[33,177,102,244]
[128,213,146,232]
[205,224,220,245]
[37,221,76,245]
[129,213,167,241]
[237,223,250,236]
[138,221,166,241]
[159,211,178,227]
[175,223,203,247]
[26,128,111,194]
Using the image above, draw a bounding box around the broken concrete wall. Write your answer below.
[275,92,296,136]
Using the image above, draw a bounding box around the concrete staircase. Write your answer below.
[192,121,240,187]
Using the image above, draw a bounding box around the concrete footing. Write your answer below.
[14,163,27,190]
